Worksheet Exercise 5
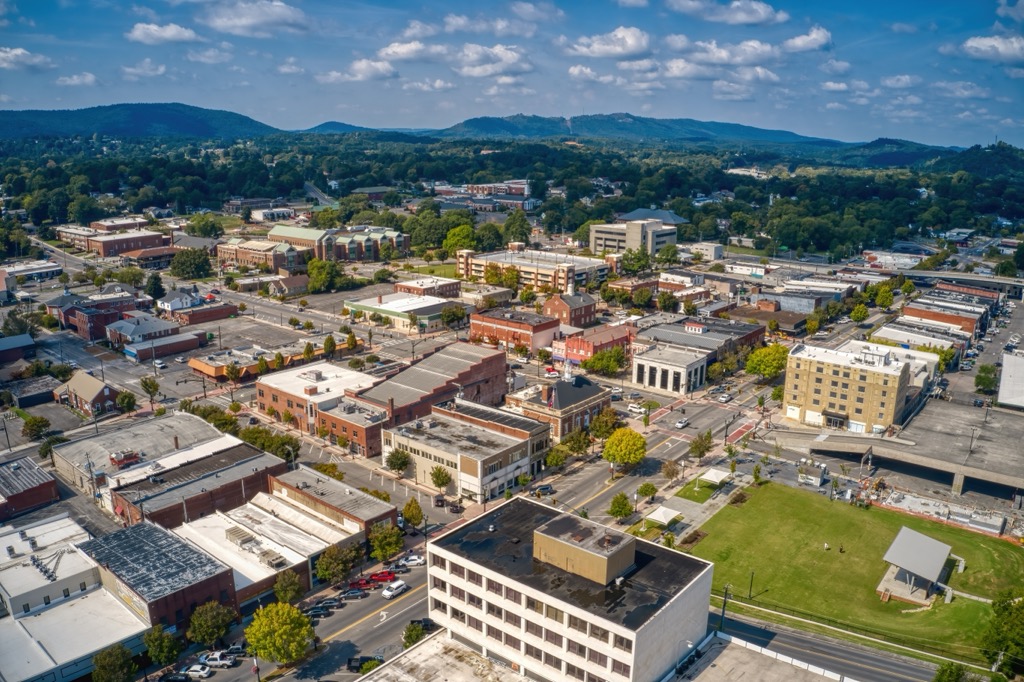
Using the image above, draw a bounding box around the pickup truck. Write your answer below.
[199,653,235,669]
[349,578,380,591]
[409,617,437,632]
[347,656,384,673]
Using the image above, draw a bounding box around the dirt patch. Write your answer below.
[677,529,707,551]
[729,491,749,506]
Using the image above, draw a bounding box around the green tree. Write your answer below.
[223,363,242,401]
[315,544,361,585]
[403,497,424,528]
[38,434,69,462]
[144,273,166,300]
[562,428,591,458]
[403,622,426,649]
[440,305,467,328]
[607,492,633,522]
[274,569,304,604]
[442,224,477,253]
[186,601,236,647]
[687,430,714,465]
[590,406,622,441]
[975,364,998,394]
[602,427,646,470]
[306,259,339,293]
[984,590,1024,675]
[581,346,626,376]
[656,243,679,267]
[771,384,785,403]
[632,287,653,308]
[244,602,314,664]
[995,260,1017,277]
[900,280,916,296]
[850,303,869,324]
[91,643,137,682]
[430,465,452,493]
[386,448,411,475]
[372,268,393,284]
[369,524,404,563]
[1015,243,1024,271]
[805,317,820,335]
[657,290,678,312]
[361,660,382,674]
[257,356,270,374]
[322,334,336,358]
[745,344,790,382]
[637,481,658,501]
[113,267,145,287]
[875,286,894,309]
[502,208,532,245]
[140,376,160,408]
[621,247,651,276]
[21,415,50,440]
[1,309,39,338]
[346,332,358,350]
[115,392,137,414]
[169,249,212,279]
[302,342,315,362]
[143,625,183,668]
[185,213,224,238]
[661,459,681,481]
[274,351,286,369]
[545,448,567,470]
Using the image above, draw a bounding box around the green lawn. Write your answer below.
[413,263,458,278]
[689,483,1023,661]
[675,479,722,504]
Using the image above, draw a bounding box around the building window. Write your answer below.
[79,582,87,592]
[568,614,587,633]
[526,596,543,615]
[567,639,586,657]
[830,381,838,388]
[855,408,863,415]
[467,570,482,587]
[526,620,543,637]
[22,603,29,614]
[858,385,866,392]
[450,608,466,624]
[467,615,482,631]
[450,586,465,601]
[467,594,482,610]
[566,664,586,680]
[431,577,447,592]
[505,633,521,651]
[811,399,820,406]
[546,605,563,624]
[525,644,543,661]
[611,660,631,677]
[505,587,521,604]
[486,602,502,618]
[545,630,563,647]
[43,595,50,605]
[432,554,446,570]
[544,652,562,670]
[487,579,502,595]
[63,588,70,598]
[588,649,608,667]
[590,625,609,643]
[432,598,447,613]
[488,625,502,641]
[450,564,465,578]
[505,611,521,627]
[613,634,633,653]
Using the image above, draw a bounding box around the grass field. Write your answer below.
[413,263,458,278]
[689,483,1024,661]
[675,479,722,504]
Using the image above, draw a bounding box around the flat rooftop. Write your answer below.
[474,308,557,327]
[347,292,451,315]
[788,343,905,376]
[469,249,608,271]
[360,342,503,409]
[635,345,706,367]
[78,522,228,602]
[391,413,519,461]
[275,465,394,522]
[52,413,224,478]
[322,396,389,427]
[87,230,162,242]
[433,498,712,632]
[256,361,378,403]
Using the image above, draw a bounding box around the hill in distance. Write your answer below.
[301,121,370,134]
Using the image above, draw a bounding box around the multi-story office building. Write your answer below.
[469,309,560,353]
[589,219,677,258]
[427,498,713,682]
[783,343,913,433]
[456,248,609,295]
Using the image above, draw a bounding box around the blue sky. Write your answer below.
[1,0,1023,147]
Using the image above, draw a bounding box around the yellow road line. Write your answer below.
[322,583,427,643]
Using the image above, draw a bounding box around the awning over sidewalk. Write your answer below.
[699,468,731,486]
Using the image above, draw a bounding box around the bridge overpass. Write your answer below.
[900,269,1024,299]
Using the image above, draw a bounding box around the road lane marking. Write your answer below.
[323,584,426,642]
[372,596,427,628]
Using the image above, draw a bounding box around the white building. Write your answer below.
[426,497,713,682]
[687,242,723,261]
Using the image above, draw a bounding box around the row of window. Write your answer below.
[14,580,90,613]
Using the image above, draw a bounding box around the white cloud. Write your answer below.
[483,75,535,96]
[443,14,536,38]
[819,58,850,74]
[1007,67,1024,77]
[402,78,454,91]
[821,81,847,91]
[712,79,754,100]
[187,48,232,64]
[617,58,658,72]
[961,35,1024,63]
[201,0,308,38]
[881,74,921,88]
[689,39,775,65]
[0,47,54,70]
[121,58,166,81]
[277,57,303,74]
[850,79,870,91]
[616,0,648,5]
[997,0,1024,22]
[566,26,650,58]
[933,80,990,98]
[402,20,437,39]
[125,22,202,45]
[56,72,96,86]
[315,59,396,83]
[0,93,10,102]
[733,65,778,82]
[665,34,690,51]
[131,5,159,21]
[510,2,564,22]
[568,64,618,83]
[825,102,847,110]
[377,41,448,61]
[666,0,789,25]
[890,22,917,33]
[454,43,533,77]
[781,25,830,52]
[662,58,717,79]
[623,80,664,95]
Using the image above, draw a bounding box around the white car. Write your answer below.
[382,580,408,599]
[181,666,211,679]
[718,394,734,403]
[175,357,187,364]
[403,554,425,567]
[154,360,168,369]
[674,418,689,429]
[627,403,646,415]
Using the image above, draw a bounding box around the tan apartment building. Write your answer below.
[783,343,912,434]
[382,399,550,502]
[456,247,609,295]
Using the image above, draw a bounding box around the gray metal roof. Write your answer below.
[360,343,503,408]
[275,465,394,522]
[106,315,178,337]
[0,456,54,498]
[78,522,229,601]
[0,334,34,353]
[882,526,951,583]
[617,208,689,224]
[525,375,606,410]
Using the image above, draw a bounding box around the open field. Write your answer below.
[412,263,458,278]
[675,478,722,504]
[690,483,1024,662]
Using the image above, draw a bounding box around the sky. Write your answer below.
[1,0,1023,147]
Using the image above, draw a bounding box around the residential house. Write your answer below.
[106,314,180,348]
[53,372,122,416]
[543,288,597,328]
[269,274,310,298]
[157,287,203,313]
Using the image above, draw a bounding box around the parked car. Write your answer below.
[386,563,410,574]
[304,607,331,618]
[154,360,168,369]
[175,357,187,363]
[448,502,464,514]
[533,484,555,497]
[315,598,341,609]
[610,386,623,394]
[339,588,369,600]
[181,666,212,680]
[627,391,642,400]
[350,578,380,591]
[718,393,734,403]
[347,656,384,673]
[403,554,426,567]
[627,403,646,415]
[610,394,623,401]
[708,386,726,395]
[369,570,396,583]
[225,644,247,656]
[199,652,235,668]
[545,370,560,378]
[247,416,259,425]
[510,363,522,369]
[675,418,689,429]
[409,617,437,632]
[434,495,446,508]
[382,580,408,599]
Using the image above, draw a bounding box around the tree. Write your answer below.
[224,363,242,401]
[369,524,404,563]
[900,280,916,296]
[875,286,894,310]
[661,459,681,481]
[687,430,714,465]
[386,448,411,475]
[186,601,236,647]
[440,305,466,328]
[503,208,531,245]
[996,259,1017,277]
[372,268,393,284]
[562,428,590,458]
[274,351,286,369]
[403,622,426,649]
[1015,243,1024,272]
[322,334,336,358]
[256,356,270,374]
[302,342,315,362]
[281,409,295,427]
[315,544,361,585]
[581,346,627,376]
[143,273,167,303]
[590,406,622,441]
[442,224,477,253]
[2,309,39,338]
[607,492,633,522]
[745,344,790,382]
[274,569,304,604]
[346,332,358,350]
[403,497,424,527]
[245,602,314,664]
[931,662,984,682]
[621,248,651,276]
[430,465,452,493]
[143,625,183,668]
[656,243,679,267]
[185,213,224,238]
[975,364,999,394]
[169,249,212,279]
[116,392,137,414]
[113,267,145,287]
[140,376,160,408]
[984,590,1024,675]
[602,427,646,470]
[657,290,678,312]
[706,362,724,383]
[850,303,869,324]
[637,481,657,501]
[92,644,137,682]
[771,384,785,403]
[21,415,50,440]
[632,287,653,308]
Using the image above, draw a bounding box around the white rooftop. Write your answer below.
[349,292,449,314]
[224,493,335,557]
[255,361,378,405]
[788,343,905,376]
[109,433,243,488]
[87,230,162,242]
[0,516,94,601]
[401,276,460,288]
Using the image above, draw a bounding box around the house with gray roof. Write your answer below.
[105,314,180,347]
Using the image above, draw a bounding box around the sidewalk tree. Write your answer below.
[323,334,336,359]
[608,492,633,522]
[257,356,270,374]
[140,376,160,408]
[369,524,404,563]
[590,407,622,441]
[687,430,714,466]
[224,363,241,401]
[274,569,304,604]
[661,460,681,482]
[315,544,361,585]
[143,625,182,668]
[274,351,286,369]
[875,286,894,310]
[403,497,424,528]
[115,392,137,415]
[744,344,790,383]
[545,448,567,470]
[602,427,646,470]
[302,342,315,362]
[975,364,998,394]
[346,332,358,350]
[430,465,452,494]
[770,385,784,403]
[186,601,236,647]
[245,602,314,665]
[562,429,590,458]
[403,622,426,649]
[385,448,411,475]
[281,410,295,427]
[637,482,657,501]
[21,415,51,440]
[850,304,869,324]
[91,643,137,682]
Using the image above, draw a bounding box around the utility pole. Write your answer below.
[718,584,731,631]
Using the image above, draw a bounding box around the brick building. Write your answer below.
[119,246,178,270]
[63,306,122,341]
[217,238,300,271]
[269,465,397,537]
[504,373,612,442]
[89,217,150,232]
[86,231,164,257]
[395,276,462,298]
[557,324,633,366]
[53,372,121,416]
[543,288,597,327]
[174,303,239,325]
[106,314,180,348]
[0,456,60,522]
[469,309,560,352]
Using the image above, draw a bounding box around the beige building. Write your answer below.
[783,343,912,434]
[589,219,677,257]
[455,248,609,295]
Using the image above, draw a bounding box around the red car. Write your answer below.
[349,578,379,591]
[369,570,396,584]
